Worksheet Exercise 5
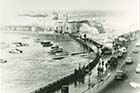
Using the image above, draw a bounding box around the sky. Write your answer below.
[0,0,139,11]
[0,0,139,25]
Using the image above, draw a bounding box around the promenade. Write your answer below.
[85,30,140,93]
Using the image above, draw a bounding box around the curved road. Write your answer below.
[99,35,140,93]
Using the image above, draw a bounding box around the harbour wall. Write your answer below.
[31,34,101,93]
[1,30,71,41]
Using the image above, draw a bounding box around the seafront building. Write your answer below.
[0,12,106,37]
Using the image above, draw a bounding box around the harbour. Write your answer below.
[0,1,139,92]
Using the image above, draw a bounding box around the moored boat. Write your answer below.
[52,56,65,60]
[40,41,53,47]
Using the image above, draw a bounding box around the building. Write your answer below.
[54,22,80,34]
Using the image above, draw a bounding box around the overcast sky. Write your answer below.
[0,0,139,12]
[0,0,139,25]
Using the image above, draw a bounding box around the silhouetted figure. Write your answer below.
[102,61,104,66]
[83,34,87,40]
[74,81,77,87]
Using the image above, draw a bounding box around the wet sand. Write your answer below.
[0,31,93,93]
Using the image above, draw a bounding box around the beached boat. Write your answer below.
[51,45,59,50]
[0,59,7,63]
[12,42,29,47]
[40,41,53,47]
[52,56,65,60]
[9,48,23,53]
[49,48,63,54]
[55,51,69,56]
[52,51,69,60]
[49,45,64,54]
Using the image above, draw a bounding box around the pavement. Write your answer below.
[55,56,110,93]
[84,32,140,93]
[55,36,112,93]
[99,34,140,93]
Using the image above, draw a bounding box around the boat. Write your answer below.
[49,45,64,54]
[52,56,65,60]
[0,59,7,63]
[49,48,63,55]
[9,48,23,53]
[12,42,29,47]
[55,51,69,56]
[51,45,59,50]
[40,41,53,47]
